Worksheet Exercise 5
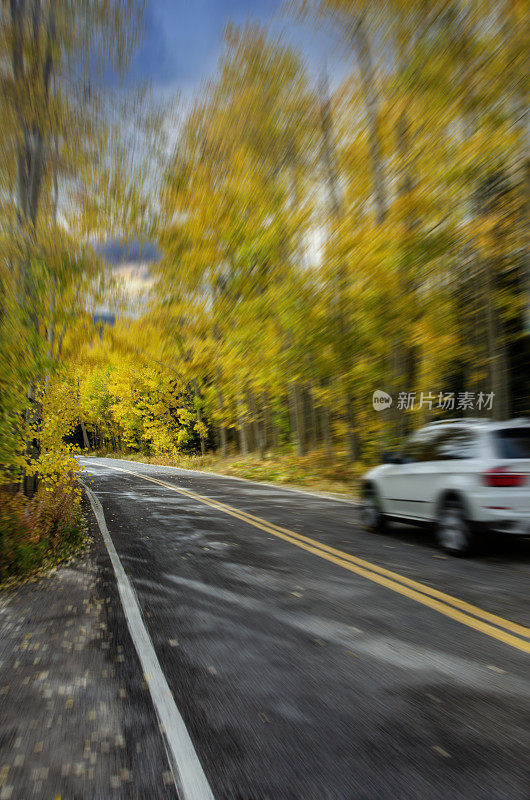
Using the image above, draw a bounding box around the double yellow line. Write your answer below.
[88,462,530,654]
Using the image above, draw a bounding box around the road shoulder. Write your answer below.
[0,494,177,800]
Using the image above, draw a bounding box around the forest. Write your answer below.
[1,0,528,573]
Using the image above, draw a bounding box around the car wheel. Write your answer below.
[360,485,387,533]
[436,497,475,556]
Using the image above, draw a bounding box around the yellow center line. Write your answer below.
[86,462,530,654]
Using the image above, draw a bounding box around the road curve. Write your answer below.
[80,456,530,800]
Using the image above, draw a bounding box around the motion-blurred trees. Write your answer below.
[0,1,143,487]
[39,4,530,468]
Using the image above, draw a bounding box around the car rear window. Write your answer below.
[493,428,530,458]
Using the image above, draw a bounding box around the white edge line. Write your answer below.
[81,480,215,800]
[78,456,360,506]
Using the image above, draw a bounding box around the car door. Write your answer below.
[379,427,441,519]
[413,426,482,520]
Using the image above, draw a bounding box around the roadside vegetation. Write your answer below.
[1,2,528,577]
[0,480,85,585]
[0,2,145,579]
[89,447,361,497]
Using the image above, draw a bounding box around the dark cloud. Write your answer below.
[97,239,160,264]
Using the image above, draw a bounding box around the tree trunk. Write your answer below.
[192,379,206,456]
[238,412,248,456]
[262,391,271,455]
[289,383,306,457]
[288,384,297,452]
[320,403,333,459]
[345,393,358,462]
[351,19,387,225]
[215,372,228,459]
[10,0,57,495]
[249,390,265,459]
[319,72,359,459]
[218,420,228,459]
[307,385,318,451]
[272,403,279,451]
[483,259,510,420]
[80,420,90,450]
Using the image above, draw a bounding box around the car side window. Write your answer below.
[401,428,440,463]
[431,427,479,460]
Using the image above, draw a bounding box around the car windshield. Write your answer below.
[493,427,530,459]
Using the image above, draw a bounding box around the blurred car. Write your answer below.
[360,418,530,555]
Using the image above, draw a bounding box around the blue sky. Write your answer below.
[101,2,349,262]
[128,0,347,97]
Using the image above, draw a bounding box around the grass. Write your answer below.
[87,447,364,498]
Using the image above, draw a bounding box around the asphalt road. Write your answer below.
[79,456,530,800]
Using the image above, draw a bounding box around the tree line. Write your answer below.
[73,0,527,464]
[2,0,529,487]
[0,0,145,491]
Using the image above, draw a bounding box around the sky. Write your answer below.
[128,0,348,99]
[102,1,348,268]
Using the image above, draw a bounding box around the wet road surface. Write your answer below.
[80,456,530,800]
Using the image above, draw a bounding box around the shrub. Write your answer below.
[0,480,84,582]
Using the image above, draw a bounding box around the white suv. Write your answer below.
[360,419,530,555]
